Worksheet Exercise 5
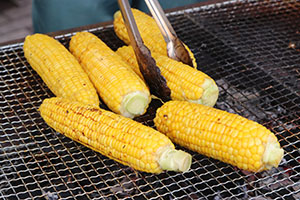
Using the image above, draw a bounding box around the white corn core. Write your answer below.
[121,91,150,118]
[262,135,284,170]
[188,78,219,107]
[157,146,192,173]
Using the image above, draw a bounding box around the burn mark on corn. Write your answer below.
[88,107,102,113]
[163,114,168,119]
[81,131,85,136]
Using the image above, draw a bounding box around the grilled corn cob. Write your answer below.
[113,9,197,68]
[23,33,99,106]
[154,101,284,172]
[116,46,219,107]
[69,32,150,118]
[40,97,192,173]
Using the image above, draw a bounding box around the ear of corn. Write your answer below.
[69,32,151,118]
[40,97,192,173]
[113,9,197,68]
[116,46,219,107]
[154,101,284,172]
[23,33,99,107]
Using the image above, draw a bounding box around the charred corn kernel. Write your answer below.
[113,9,197,68]
[69,32,150,118]
[40,97,192,173]
[116,46,219,107]
[23,33,99,106]
[154,101,284,172]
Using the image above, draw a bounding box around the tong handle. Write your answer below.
[144,0,177,43]
[144,0,194,67]
[117,0,143,50]
[117,0,171,101]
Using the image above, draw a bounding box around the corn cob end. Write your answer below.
[114,11,121,20]
[121,91,150,118]
[158,146,192,172]
[201,78,219,107]
[262,135,284,170]
[188,78,219,107]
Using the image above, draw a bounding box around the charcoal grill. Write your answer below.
[1,0,300,199]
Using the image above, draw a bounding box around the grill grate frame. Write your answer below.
[1,0,300,199]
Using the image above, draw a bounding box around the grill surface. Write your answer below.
[1,0,300,199]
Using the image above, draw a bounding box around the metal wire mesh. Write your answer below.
[1,0,299,199]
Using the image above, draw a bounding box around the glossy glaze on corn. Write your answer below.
[154,101,284,172]
[116,45,219,107]
[40,97,192,173]
[23,33,99,106]
[69,32,150,118]
[113,9,197,68]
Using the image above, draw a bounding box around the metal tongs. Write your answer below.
[144,0,194,67]
[118,0,171,101]
[117,0,193,101]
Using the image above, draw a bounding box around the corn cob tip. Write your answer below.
[187,78,219,107]
[113,11,121,19]
[201,78,219,107]
[121,91,150,118]
[262,136,284,170]
[158,147,192,172]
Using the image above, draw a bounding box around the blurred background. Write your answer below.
[0,0,205,44]
[0,0,32,44]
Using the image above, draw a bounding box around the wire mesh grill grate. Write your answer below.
[1,0,300,199]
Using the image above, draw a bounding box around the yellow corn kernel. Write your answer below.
[113,9,197,68]
[116,45,219,107]
[154,101,284,172]
[69,32,151,118]
[23,33,99,106]
[39,97,192,173]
